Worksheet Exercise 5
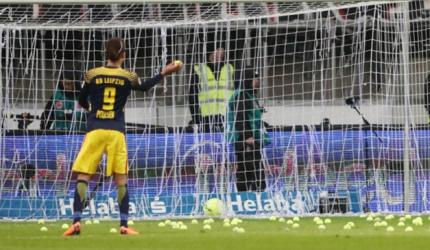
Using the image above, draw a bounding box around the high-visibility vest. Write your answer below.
[194,64,235,117]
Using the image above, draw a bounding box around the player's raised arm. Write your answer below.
[131,61,183,92]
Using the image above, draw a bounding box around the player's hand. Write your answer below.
[161,61,183,76]
[245,137,255,146]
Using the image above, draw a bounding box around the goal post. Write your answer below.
[0,1,429,220]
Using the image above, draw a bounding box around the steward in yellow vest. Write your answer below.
[188,48,235,132]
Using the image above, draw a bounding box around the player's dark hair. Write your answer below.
[105,37,125,62]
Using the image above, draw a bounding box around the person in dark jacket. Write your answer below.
[226,68,270,192]
[40,74,86,131]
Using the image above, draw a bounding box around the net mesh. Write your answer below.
[1,1,430,220]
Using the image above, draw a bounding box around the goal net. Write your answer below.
[1,0,429,220]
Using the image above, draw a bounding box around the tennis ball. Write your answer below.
[347,222,355,228]
[374,217,381,222]
[324,218,332,224]
[313,217,321,222]
[293,216,300,222]
[236,227,245,233]
[269,216,277,221]
[230,220,239,226]
[158,222,166,227]
[405,214,412,220]
[386,226,394,232]
[397,221,405,227]
[178,221,184,225]
[232,226,240,232]
[318,225,326,230]
[37,219,45,225]
[385,214,395,220]
[412,217,423,226]
[223,222,231,227]
[109,228,117,233]
[40,226,48,232]
[92,219,100,224]
[278,218,286,223]
[203,198,224,217]
[374,221,381,227]
[316,219,324,225]
[399,217,406,222]
[286,220,294,225]
[360,214,367,218]
[343,224,352,230]
[165,220,172,225]
[61,223,69,229]
[223,218,230,224]
[174,60,183,66]
[128,220,135,225]
[191,219,198,224]
[292,223,300,229]
[405,226,413,232]
[366,216,374,221]
[379,221,388,227]
[180,225,188,230]
[203,224,211,230]
[85,220,92,225]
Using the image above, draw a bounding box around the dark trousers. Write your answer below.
[234,141,266,192]
[200,115,224,133]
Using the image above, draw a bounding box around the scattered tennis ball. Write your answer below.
[85,220,92,225]
[158,222,166,227]
[191,219,198,224]
[180,225,188,230]
[223,222,231,227]
[293,216,300,222]
[292,223,300,229]
[278,218,286,223]
[269,216,277,221]
[412,217,423,226]
[316,219,324,225]
[405,215,412,220]
[366,216,374,221]
[92,219,100,224]
[165,220,172,225]
[230,220,239,226]
[386,226,394,232]
[40,226,48,232]
[399,217,406,222]
[177,221,184,225]
[61,223,69,229]
[231,218,241,225]
[286,220,294,225]
[37,219,45,225]
[223,218,230,224]
[347,222,355,228]
[405,226,413,232]
[318,224,326,230]
[397,221,405,227]
[203,224,211,230]
[374,217,381,222]
[313,217,321,222]
[236,227,245,233]
[343,224,352,230]
[232,226,240,232]
[109,228,117,233]
[385,214,395,220]
[379,221,388,227]
[128,220,135,225]
[374,221,381,227]
[360,214,367,218]
[324,218,332,224]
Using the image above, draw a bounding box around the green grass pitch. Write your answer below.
[1,216,430,250]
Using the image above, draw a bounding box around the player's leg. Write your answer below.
[107,131,138,235]
[64,130,105,236]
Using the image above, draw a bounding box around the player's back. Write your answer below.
[83,66,138,133]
